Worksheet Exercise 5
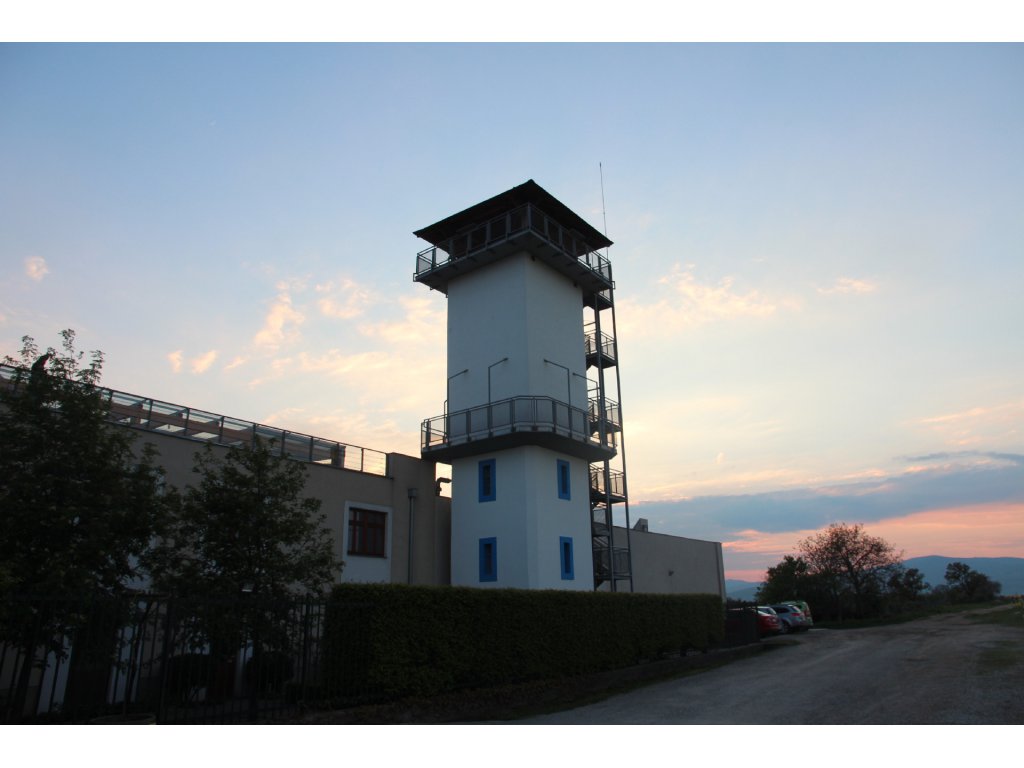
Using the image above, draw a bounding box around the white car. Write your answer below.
[770,603,810,633]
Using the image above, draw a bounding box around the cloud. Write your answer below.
[224,355,248,371]
[617,264,796,337]
[253,290,304,350]
[190,349,218,374]
[913,400,1024,448]
[358,295,446,346]
[167,350,183,373]
[316,277,376,320]
[817,276,878,295]
[634,452,1024,546]
[24,256,49,282]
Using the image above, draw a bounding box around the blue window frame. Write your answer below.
[478,459,496,502]
[557,459,571,500]
[479,537,497,582]
[559,536,574,580]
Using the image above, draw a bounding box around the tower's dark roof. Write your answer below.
[413,179,613,251]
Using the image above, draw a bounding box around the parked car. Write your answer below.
[771,603,810,633]
[782,600,813,627]
[756,606,782,637]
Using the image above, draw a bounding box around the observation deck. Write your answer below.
[421,395,617,464]
[414,180,613,307]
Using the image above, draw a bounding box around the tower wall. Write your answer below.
[450,445,593,590]
[447,252,588,412]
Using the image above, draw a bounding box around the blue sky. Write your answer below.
[2,43,1022,579]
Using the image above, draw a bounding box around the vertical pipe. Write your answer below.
[608,297,634,593]
[407,488,418,584]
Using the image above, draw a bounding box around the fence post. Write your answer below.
[155,598,175,724]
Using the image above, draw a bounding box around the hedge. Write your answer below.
[321,584,724,703]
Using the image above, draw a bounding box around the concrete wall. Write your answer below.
[623,526,726,599]
[125,427,450,587]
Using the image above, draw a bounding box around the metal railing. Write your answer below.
[591,547,632,580]
[584,325,617,364]
[421,395,613,453]
[590,467,626,500]
[415,203,612,286]
[589,397,621,432]
[0,595,334,724]
[1,364,388,476]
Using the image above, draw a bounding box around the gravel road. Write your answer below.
[516,607,1024,724]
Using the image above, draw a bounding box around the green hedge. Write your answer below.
[321,584,724,702]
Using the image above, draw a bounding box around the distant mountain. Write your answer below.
[725,579,762,601]
[903,556,1024,596]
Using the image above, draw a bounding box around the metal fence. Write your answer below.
[0,595,342,724]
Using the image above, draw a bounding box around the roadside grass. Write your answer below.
[964,601,1024,629]
[977,640,1024,673]
[815,600,1013,631]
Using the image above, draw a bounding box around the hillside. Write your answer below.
[903,556,1024,595]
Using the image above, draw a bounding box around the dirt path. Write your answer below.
[515,607,1024,724]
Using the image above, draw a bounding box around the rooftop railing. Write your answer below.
[415,203,612,289]
[1,363,389,476]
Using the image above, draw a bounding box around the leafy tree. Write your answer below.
[149,437,341,603]
[885,566,929,612]
[758,555,811,603]
[147,437,342,699]
[944,562,1001,603]
[0,331,168,717]
[797,523,903,620]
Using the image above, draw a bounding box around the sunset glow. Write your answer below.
[2,43,1021,582]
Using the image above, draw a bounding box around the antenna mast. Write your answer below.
[599,162,609,253]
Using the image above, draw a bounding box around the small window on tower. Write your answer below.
[560,536,574,580]
[557,459,571,500]
[479,459,496,502]
[479,537,497,582]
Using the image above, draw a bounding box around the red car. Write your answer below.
[756,606,782,636]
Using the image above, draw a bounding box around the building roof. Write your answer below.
[413,179,613,251]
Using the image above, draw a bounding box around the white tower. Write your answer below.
[414,181,630,590]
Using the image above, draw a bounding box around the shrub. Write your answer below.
[321,584,723,703]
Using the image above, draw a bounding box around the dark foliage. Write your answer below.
[146,438,341,665]
[1,332,169,718]
[944,561,1002,603]
[321,583,724,704]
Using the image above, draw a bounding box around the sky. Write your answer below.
[2,42,1022,582]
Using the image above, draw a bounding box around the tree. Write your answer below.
[885,566,929,612]
[149,437,341,603]
[758,555,811,603]
[0,331,168,717]
[944,562,1001,603]
[797,523,903,620]
[147,437,342,693]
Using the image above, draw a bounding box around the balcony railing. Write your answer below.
[592,546,632,580]
[590,467,626,501]
[588,397,621,433]
[584,325,617,367]
[0,364,389,476]
[415,203,612,291]
[421,395,615,457]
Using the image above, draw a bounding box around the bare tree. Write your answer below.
[798,523,903,620]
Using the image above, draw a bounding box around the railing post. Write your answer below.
[156,598,175,724]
